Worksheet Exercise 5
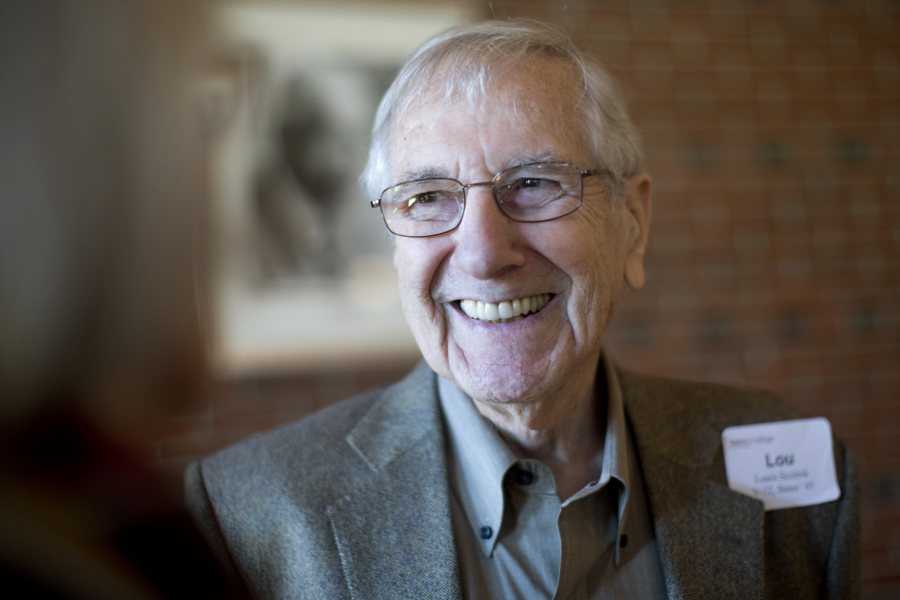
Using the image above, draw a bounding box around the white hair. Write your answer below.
[359,19,643,200]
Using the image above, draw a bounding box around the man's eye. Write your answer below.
[397,190,458,222]
[520,177,546,188]
[513,177,562,192]
[408,191,442,206]
[512,177,562,193]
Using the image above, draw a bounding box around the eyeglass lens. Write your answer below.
[379,162,585,238]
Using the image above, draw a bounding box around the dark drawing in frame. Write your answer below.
[209,2,476,375]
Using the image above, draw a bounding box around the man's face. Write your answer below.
[387,56,650,407]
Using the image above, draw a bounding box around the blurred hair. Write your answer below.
[359,19,643,200]
[0,0,210,425]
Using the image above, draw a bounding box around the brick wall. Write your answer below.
[500,1,900,595]
[159,0,899,596]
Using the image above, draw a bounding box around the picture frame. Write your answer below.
[208,2,477,376]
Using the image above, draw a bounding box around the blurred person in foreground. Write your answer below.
[0,1,247,597]
[186,20,859,599]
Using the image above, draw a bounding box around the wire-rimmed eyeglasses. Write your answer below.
[369,161,606,238]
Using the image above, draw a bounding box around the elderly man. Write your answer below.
[187,21,858,599]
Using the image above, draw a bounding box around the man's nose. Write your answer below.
[450,185,526,280]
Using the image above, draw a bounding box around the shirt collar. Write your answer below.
[438,375,516,556]
[438,354,634,562]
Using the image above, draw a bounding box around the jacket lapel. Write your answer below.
[620,368,766,600]
[326,363,462,600]
[325,361,768,599]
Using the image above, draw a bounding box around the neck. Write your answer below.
[471,366,607,500]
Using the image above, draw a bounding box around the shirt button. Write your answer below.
[515,470,534,485]
[480,526,493,540]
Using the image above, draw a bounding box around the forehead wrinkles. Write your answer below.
[389,57,588,172]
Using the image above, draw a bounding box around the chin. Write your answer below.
[452,364,554,406]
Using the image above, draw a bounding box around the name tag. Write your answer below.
[721,417,840,511]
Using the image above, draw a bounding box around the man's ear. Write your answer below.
[622,173,652,291]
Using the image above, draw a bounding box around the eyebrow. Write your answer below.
[500,151,567,171]
[398,167,450,182]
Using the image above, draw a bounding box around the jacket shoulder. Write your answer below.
[617,367,801,430]
[184,387,383,559]
[189,361,435,514]
[210,388,379,483]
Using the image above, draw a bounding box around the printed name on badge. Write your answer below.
[721,417,840,511]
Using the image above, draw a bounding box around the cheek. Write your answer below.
[394,239,453,374]
[541,208,620,279]
[393,239,445,308]
[575,203,628,270]
[393,247,423,319]
[544,209,625,316]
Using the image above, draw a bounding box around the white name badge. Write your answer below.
[721,417,840,511]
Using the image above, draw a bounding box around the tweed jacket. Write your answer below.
[186,362,859,599]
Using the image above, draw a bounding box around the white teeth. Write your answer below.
[483,302,499,321]
[458,294,552,323]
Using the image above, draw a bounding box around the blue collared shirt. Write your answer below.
[438,355,667,599]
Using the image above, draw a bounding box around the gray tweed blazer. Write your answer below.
[185,361,859,599]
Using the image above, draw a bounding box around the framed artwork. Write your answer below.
[208,2,476,375]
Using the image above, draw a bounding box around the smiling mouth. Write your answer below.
[457,294,553,324]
